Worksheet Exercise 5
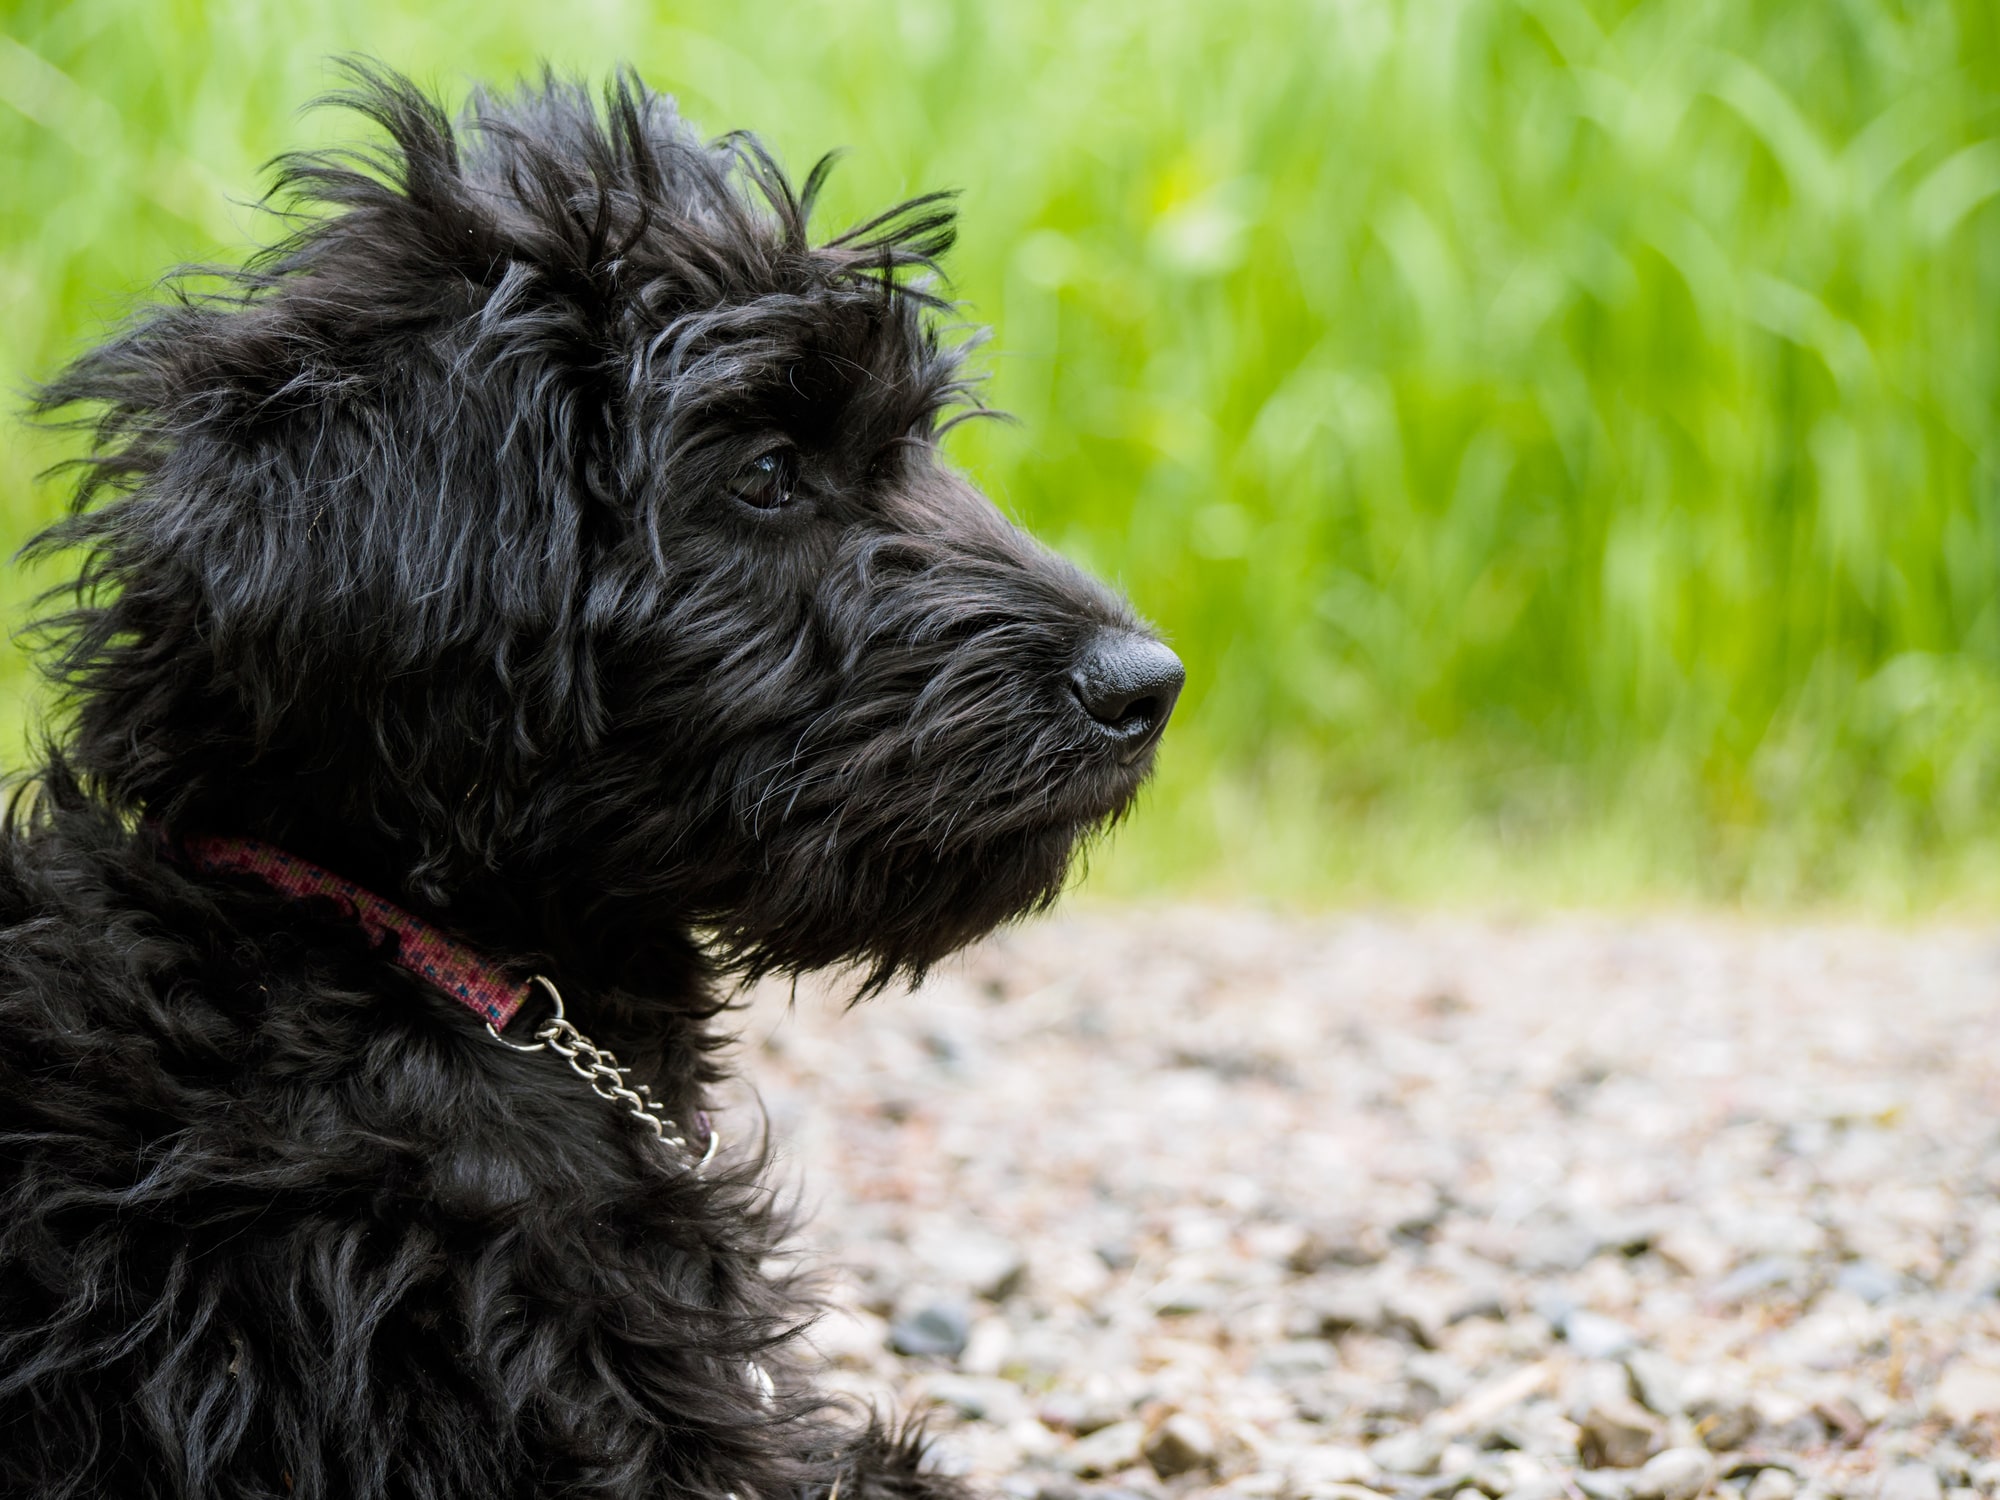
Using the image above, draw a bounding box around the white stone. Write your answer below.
[1063,1419,1145,1477]
[1936,1363,2000,1426]
[1877,1466,1944,1500]
[1630,1448,1715,1500]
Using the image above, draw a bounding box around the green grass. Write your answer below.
[4,0,2000,909]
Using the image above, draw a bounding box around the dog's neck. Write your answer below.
[182,813,717,1014]
[175,831,724,1167]
[178,834,540,1029]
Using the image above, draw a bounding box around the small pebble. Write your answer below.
[1833,1261,1902,1304]
[1932,1447,1976,1488]
[1368,1426,1445,1476]
[887,1300,971,1359]
[1579,1393,1666,1469]
[1624,1350,1686,1419]
[1038,1391,1130,1437]
[1877,1467,1944,1500]
[1936,1363,2000,1426]
[1686,1391,1758,1452]
[1063,1420,1145,1478]
[1285,1446,1379,1490]
[1564,1310,1640,1361]
[1141,1413,1216,1479]
[1631,1448,1716,1500]
[910,1226,1028,1302]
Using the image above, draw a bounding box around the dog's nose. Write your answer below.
[1069,631,1184,762]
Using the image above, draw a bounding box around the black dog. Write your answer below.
[0,65,1181,1499]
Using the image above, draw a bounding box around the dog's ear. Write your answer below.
[25,65,631,894]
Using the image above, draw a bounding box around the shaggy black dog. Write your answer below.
[0,66,1182,1500]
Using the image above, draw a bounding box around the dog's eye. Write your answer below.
[732,453,795,512]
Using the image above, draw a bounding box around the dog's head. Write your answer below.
[31,66,1181,987]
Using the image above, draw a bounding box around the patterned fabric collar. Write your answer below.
[181,835,532,1029]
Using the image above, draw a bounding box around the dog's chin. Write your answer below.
[691,744,1156,987]
[701,809,1108,989]
[883,762,1151,950]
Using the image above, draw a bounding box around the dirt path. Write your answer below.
[726,909,2000,1500]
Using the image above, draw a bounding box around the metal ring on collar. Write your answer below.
[485,973,565,1052]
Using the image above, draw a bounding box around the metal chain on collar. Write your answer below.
[487,976,722,1172]
[487,979,771,1412]
[489,980,774,1414]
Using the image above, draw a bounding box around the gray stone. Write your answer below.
[1284,1446,1381,1494]
[1405,1352,1474,1409]
[1744,1472,1796,1500]
[1936,1363,2000,1425]
[920,1374,1025,1423]
[1579,1392,1666,1469]
[1931,1447,1975,1488]
[1513,1403,1591,1456]
[1311,1286,1390,1337]
[1141,1412,1216,1479]
[1631,1449,1715,1500]
[1289,1221,1389,1272]
[1255,1339,1340,1378]
[1147,1278,1226,1316]
[1368,1426,1445,1476]
[888,1300,972,1359]
[1652,1227,1734,1281]
[1811,1394,1869,1446]
[1710,1258,1797,1302]
[1038,1391,1131,1437]
[1532,1290,1578,1326]
[1093,1239,1136,1271]
[1521,1224,1605,1274]
[1564,1310,1640,1361]
[1624,1350,1686,1418]
[1063,1419,1145,1478]
[1686,1391,1758,1452]
[1381,1291,1449,1348]
[1876,1467,1944,1500]
[911,1226,1028,1301]
[1834,1261,1903,1304]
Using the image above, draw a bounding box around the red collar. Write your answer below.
[181,836,533,1029]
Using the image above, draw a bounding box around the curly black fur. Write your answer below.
[0,63,1175,1500]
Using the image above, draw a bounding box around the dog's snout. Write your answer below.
[1068,631,1184,761]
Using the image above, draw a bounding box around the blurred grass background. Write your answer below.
[4,0,1999,909]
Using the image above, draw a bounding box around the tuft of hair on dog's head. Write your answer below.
[24,61,1169,996]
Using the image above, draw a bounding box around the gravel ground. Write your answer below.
[725,909,2000,1500]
